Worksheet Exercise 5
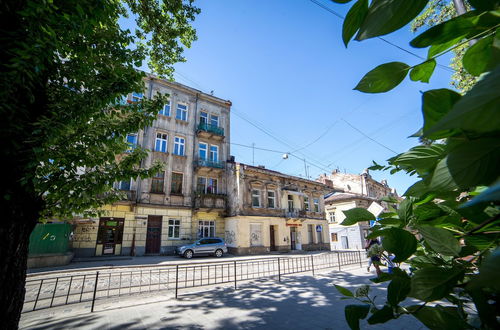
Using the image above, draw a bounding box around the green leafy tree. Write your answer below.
[0,0,199,327]
[411,0,478,92]
[330,0,500,329]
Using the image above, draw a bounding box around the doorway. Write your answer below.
[290,226,296,250]
[270,225,276,251]
[146,215,162,254]
[97,217,124,255]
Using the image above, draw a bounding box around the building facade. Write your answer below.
[70,76,231,257]
[318,169,398,251]
[225,163,332,255]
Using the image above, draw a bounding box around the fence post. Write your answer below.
[337,252,341,271]
[277,257,281,282]
[175,265,179,299]
[358,250,363,268]
[234,261,237,290]
[33,279,44,311]
[91,271,99,313]
[310,255,315,276]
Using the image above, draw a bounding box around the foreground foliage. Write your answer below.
[0,0,198,327]
[331,0,500,329]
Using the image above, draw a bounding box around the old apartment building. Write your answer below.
[225,163,332,254]
[71,76,231,257]
[317,169,398,250]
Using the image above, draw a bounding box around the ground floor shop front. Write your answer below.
[70,204,224,258]
[224,216,330,255]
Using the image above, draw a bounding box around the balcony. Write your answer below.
[196,123,225,140]
[194,193,227,211]
[194,158,225,170]
[119,190,136,202]
[285,209,301,219]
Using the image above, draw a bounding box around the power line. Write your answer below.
[307,0,455,73]
[341,118,399,154]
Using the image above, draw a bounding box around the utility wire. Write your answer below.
[341,118,399,154]
[307,0,455,73]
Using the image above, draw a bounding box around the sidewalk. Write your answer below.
[20,266,425,330]
[27,250,344,275]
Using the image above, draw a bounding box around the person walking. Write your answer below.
[365,238,382,276]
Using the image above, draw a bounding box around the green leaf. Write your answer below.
[409,266,465,301]
[377,218,401,226]
[354,62,410,93]
[469,248,500,292]
[397,198,413,224]
[370,272,393,283]
[341,208,376,225]
[414,203,443,222]
[465,234,500,250]
[335,284,354,297]
[381,228,417,262]
[462,182,500,208]
[418,225,461,256]
[468,0,500,11]
[424,63,500,135]
[355,0,429,41]
[463,33,499,76]
[403,180,429,198]
[421,89,461,139]
[430,138,500,191]
[428,36,465,58]
[410,10,497,48]
[342,0,369,47]
[367,305,394,324]
[387,276,411,306]
[345,304,370,330]
[409,59,436,83]
[412,305,469,329]
[393,144,446,173]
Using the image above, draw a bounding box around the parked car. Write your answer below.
[175,237,227,259]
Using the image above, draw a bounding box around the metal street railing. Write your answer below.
[23,250,364,313]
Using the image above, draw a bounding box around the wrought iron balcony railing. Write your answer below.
[195,158,225,169]
[197,123,224,136]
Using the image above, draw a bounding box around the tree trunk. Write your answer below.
[0,201,41,329]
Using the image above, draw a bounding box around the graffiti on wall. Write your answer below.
[73,225,96,242]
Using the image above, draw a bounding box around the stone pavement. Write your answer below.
[20,266,426,330]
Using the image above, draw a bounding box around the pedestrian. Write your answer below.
[385,254,395,274]
[365,238,382,276]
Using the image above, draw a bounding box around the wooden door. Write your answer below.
[97,217,124,255]
[270,225,276,251]
[146,215,162,254]
[290,227,296,250]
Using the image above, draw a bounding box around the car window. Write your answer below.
[213,239,222,244]
[199,239,210,244]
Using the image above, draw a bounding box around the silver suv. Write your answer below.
[175,237,228,259]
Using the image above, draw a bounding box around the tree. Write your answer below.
[0,0,199,328]
[411,0,478,92]
[330,0,500,329]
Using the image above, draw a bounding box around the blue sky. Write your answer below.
[156,0,454,194]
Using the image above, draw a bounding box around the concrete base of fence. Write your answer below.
[28,252,74,269]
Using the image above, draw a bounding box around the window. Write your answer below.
[314,198,320,212]
[154,133,168,153]
[151,171,164,193]
[207,178,218,194]
[176,103,188,121]
[118,180,131,191]
[200,111,208,124]
[252,189,261,207]
[210,114,219,127]
[331,233,338,242]
[198,220,215,238]
[197,177,218,194]
[199,142,207,160]
[304,197,310,211]
[168,219,180,239]
[126,133,137,152]
[131,92,143,102]
[308,224,314,244]
[197,177,207,194]
[287,195,294,211]
[173,136,185,156]
[159,101,171,116]
[329,212,336,223]
[171,172,183,194]
[209,145,219,162]
[267,191,275,208]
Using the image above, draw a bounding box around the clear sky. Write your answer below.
[165,0,454,194]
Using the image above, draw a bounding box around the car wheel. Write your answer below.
[184,249,194,259]
[215,249,223,258]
